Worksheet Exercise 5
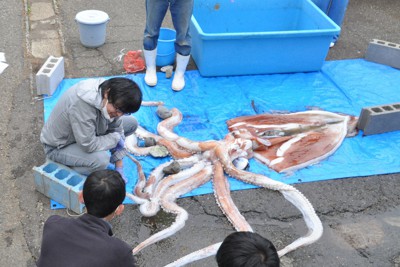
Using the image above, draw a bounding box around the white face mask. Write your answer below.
[102,99,114,122]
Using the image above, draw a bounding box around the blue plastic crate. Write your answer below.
[190,0,340,76]
[33,160,86,214]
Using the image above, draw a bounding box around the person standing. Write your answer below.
[40,77,142,182]
[143,0,193,91]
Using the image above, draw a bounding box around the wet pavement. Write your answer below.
[1,0,400,266]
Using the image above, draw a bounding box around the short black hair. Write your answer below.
[216,232,280,267]
[83,170,126,218]
[100,77,142,114]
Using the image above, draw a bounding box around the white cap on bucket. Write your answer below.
[75,10,109,25]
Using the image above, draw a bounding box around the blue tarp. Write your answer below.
[44,59,400,207]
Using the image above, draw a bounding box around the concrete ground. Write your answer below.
[0,0,399,266]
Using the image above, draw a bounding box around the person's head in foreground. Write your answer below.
[99,77,143,118]
[216,231,280,267]
[80,169,126,220]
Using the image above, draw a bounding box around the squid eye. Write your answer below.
[232,157,249,170]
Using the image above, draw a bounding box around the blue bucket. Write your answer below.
[156,28,176,66]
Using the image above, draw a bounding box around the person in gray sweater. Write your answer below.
[37,169,136,267]
[40,77,142,182]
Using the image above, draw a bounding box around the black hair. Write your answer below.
[216,232,280,267]
[83,170,126,218]
[100,77,142,114]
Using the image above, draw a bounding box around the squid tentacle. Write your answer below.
[140,160,207,217]
[132,165,213,255]
[163,242,222,267]
[157,108,218,152]
[213,160,253,232]
[136,126,193,159]
[126,154,149,200]
[214,138,323,257]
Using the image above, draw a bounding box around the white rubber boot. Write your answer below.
[144,49,157,86]
[172,54,190,91]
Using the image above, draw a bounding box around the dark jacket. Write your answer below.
[37,214,136,267]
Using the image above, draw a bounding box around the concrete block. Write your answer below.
[35,56,64,95]
[365,39,400,69]
[357,103,400,135]
[33,160,86,214]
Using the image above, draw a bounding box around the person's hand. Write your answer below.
[115,136,125,151]
[115,166,128,184]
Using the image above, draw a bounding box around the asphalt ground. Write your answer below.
[1,0,400,266]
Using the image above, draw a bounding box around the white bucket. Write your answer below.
[75,10,110,48]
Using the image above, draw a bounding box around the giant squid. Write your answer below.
[125,106,358,266]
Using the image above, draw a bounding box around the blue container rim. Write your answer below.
[159,27,176,42]
[157,51,176,56]
[191,18,340,40]
[190,0,341,40]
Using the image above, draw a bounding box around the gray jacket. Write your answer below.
[40,78,122,154]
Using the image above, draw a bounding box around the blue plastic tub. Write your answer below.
[312,0,349,43]
[156,28,176,66]
[190,0,340,76]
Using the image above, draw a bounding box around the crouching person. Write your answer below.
[37,170,136,267]
[40,77,142,183]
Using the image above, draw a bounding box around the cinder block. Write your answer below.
[36,56,65,95]
[33,160,86,214]
[365,39,400,69]
[357,103,400,135]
